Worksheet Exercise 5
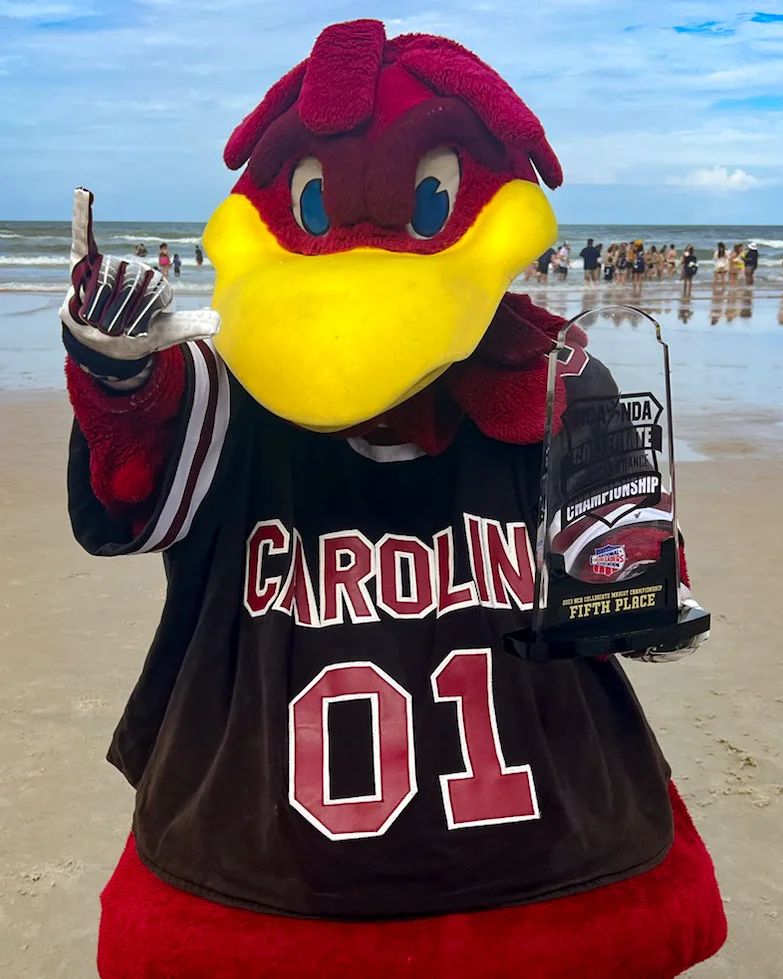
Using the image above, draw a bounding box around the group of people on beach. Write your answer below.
[132,242,204,279]
[712,241,759,285]
[129,235,762,294]
[531,239,761,293]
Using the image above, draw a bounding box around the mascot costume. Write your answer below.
[60,19,727,978]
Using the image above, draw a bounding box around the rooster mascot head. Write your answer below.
[203,18,561,435]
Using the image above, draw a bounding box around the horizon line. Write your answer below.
[2,218,782,228]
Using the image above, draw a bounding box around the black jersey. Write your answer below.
[68,339,673,920]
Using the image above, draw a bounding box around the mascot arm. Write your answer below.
[61,188,225,553]
[65,345,187,519]
[65,335,229,557]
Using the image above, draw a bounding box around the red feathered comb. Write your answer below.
[224,19,563,189]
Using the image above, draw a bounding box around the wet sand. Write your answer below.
[0,389,781,977]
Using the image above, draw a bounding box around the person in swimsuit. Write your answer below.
[602,245,615,282]
[615,243,629,284]
[535,246,556,283]
[713,243,728,281]
[665,244,677,276]
[158,243,171,279]
[729,244,744,284]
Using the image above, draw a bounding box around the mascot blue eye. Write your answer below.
[291,157,329,236]
[407,147,460,240]
[411,177,451,238]
[299,178,329,236]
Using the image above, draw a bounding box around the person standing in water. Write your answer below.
[579,238,601,284]
[631,244,646,280]
[535,246,555,283]
[616,243,629,284]
[713,242,728,282]
[603,245,616,282]
[555,241,570,280]
[172,253,182,278]
[158,243,171,279]
[195,244,204,267]
[729,244,744,284]
[682,245,698,297]
[665,244,677,276]
[744,241,759,285]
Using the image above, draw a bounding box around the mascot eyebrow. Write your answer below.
[247,99,510,230]
[223,21,563,192]
[249,99,508,187]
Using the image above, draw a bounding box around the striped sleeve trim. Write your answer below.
[132,338,230,553]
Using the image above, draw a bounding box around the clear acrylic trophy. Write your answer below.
[505,304,710,661]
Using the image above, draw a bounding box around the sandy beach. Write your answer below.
[1,288,782,977]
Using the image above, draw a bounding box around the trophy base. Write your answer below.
[504,605,711,663]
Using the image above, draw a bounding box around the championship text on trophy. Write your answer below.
[505,304,710,662]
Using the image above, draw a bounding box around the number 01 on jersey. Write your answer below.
[289,648,540,840]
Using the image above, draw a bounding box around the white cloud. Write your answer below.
[692,64,783,88]
[550,121,783,189]
[2,0,781,220]
[668,166,761,192]
[0,1,86,18]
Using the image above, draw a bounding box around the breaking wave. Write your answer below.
[0,253,211,268]
[0,282,65,292]
[0,280,214,295]
[0,255,68,266]
[110,234,203,245]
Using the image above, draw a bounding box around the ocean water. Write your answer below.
[0,221,213,294]
[1,221,782,295]
[2,219,782,449]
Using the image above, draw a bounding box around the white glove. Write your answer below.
[59,188,219,360]
[625,585,710,663]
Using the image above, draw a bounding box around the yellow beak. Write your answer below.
[203,180,556,430]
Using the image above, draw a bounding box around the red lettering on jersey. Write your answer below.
[464,514,491,604]
[376,535,435,619]
[484,519,535,610]
[431,649,539,828]
[434,528,478,615]
[320,531,379,626]
[289,662,417,839]
[246,517,534,626]
[244,519,290,617]
[273,529,320,627]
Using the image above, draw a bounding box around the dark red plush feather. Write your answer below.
[96,783,725,979]
[393,36,562,188]
[223,19,561,189]
[65,346,185,520]
[298,19,386,134]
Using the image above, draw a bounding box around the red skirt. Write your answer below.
[97,784,726,979]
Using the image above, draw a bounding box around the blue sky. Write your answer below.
[1,0,782,223]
